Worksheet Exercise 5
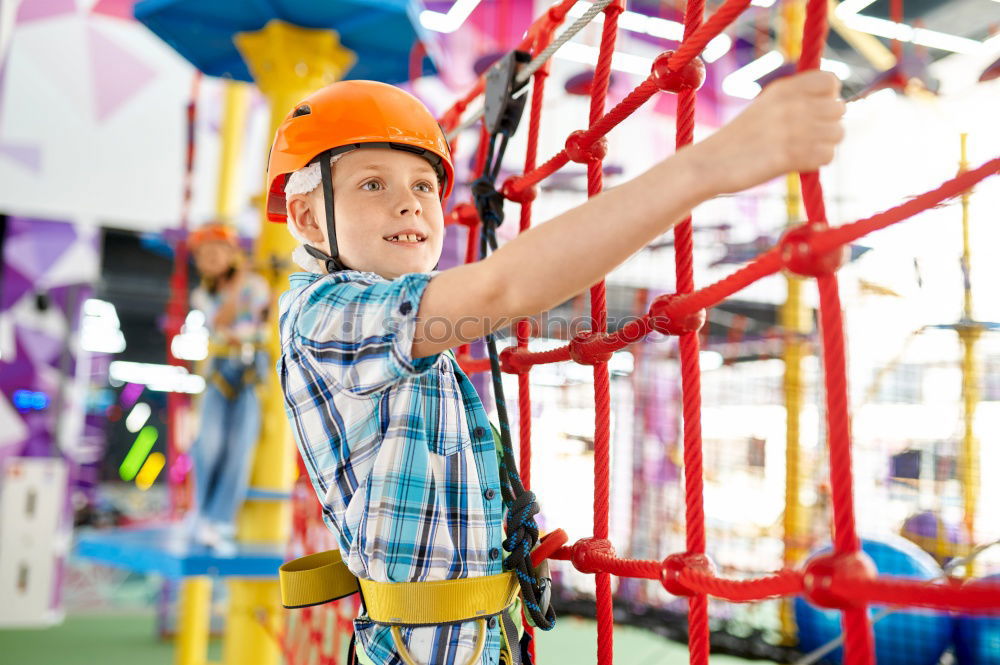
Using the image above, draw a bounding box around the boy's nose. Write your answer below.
[398,194,422,216]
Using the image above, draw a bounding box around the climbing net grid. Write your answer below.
[432,0,1000,664]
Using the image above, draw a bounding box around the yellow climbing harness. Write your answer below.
[279,550,522,665]
[205,341,265,400]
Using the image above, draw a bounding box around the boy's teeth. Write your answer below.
[386,234,423,243]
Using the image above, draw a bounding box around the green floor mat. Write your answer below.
[0,612,774,665]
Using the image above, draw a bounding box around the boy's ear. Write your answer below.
[287,195,326,245]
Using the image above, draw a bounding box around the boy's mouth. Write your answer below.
[383,232,427,244]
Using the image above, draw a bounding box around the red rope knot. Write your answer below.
[571,537,616,574]
[564,130,609,165]
[499,346,532,374]
[546,3,572,23]
[779,219,848,277]
[603,0,626,16]
[447,202,479,228]
[648,294,706,336]
[569,330,613,365]
[501,176,538,204]
[651,51,706,94]
[660,552,716,596]
[802,550,877,610]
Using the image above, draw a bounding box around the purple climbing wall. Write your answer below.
[0,216,107,502]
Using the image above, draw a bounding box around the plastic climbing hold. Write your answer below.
[660,552,716,597]
[651,51,707,93]
[780,220,848,277]
[500,176,537,204]
[648,294,706,336]
[565,130,609,164]
[569,331,613,365]
[571,538,615,574]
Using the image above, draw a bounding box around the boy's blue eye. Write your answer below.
[414,182,433,193]
[362,180,382,191]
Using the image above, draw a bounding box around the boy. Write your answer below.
[271,76,844,665]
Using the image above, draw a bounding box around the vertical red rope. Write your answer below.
[516,38,553,663]
[587,5,622,665]
[671,0,710,663]
[797,0,873,662]
[458,123,492,361]
[166,71,201,518]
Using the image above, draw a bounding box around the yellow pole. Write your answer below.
[174,80,252,665]
[216,82,252,224]
[175,578,212,665]
[956,133,981,577]
[779,0,810,644]
[218,21,355,665]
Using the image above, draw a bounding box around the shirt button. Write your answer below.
[484,488,496,500]
[489,547,500,560]
[487,616,498,629]
[399,301,412,315]
[473,426,487,439]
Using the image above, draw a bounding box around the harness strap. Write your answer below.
[359,572,519,626]
[279,550,359,609]
[280,550,521,665]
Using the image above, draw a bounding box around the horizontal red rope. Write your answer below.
[667,0,751,72]
[665,249,782,318]
[507,0,751,198]
[840,577,1000,615]
[679,568,804,602]
[812,156,1000,255]
[438,0,578,132]
[467,158,1000,375]
[548,539,1000,613]
[548,546,661,579]
[506,345,571,368]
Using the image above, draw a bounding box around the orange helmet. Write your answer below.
[189,222,238,249]
[265,80,454,224]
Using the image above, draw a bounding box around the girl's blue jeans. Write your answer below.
[192,351,267,527]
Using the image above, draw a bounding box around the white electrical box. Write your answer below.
[0,456,69,627]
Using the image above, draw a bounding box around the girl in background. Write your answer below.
[187,222,270,554]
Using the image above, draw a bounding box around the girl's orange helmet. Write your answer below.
[189,222,238,248]
[265,80,454,224]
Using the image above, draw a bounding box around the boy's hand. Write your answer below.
[693,70,846,195]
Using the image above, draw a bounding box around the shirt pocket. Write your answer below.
[414,362,471,457]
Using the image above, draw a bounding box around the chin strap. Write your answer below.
[304,244,349,274]
[308,148,350,274]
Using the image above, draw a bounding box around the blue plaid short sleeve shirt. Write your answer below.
[277,270,505,665]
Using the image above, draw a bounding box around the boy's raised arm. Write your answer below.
[414,71,845,358]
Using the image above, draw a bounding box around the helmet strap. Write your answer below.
[310,149,349,274]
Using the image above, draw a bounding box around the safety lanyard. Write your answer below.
[470,51,556,632]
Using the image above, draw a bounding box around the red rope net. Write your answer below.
[440,0,1000,664]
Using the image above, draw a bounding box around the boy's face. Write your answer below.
[295,147,445,279]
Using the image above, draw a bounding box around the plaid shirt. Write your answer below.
[277,271,505,665]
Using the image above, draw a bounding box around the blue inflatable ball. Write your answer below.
[954,573,1000,665]
[794,535,953,665]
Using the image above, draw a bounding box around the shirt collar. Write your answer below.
[288,270,386,289]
